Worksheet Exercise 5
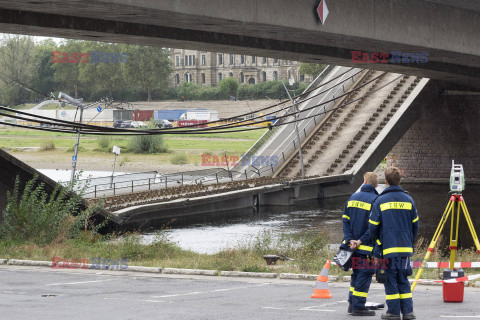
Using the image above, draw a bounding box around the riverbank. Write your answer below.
[0,230,478,282]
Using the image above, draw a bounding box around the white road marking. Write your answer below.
[152,283,268,299]
[0,290,27,294]
[46,279,114,286]
[439,316,480,318]
[261,306,335,312]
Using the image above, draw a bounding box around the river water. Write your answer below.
[141,183,480,254]
[41,170,480,255]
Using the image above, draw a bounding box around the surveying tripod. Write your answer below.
[411,187,480,291]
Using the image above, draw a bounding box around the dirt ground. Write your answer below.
[7,148,214,174]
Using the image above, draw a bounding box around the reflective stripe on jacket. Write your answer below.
[368,185,419,259]
[341,184,379,255]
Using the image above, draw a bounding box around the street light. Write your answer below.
[58,92,86,187]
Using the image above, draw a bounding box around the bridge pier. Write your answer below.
[387,92,480,182]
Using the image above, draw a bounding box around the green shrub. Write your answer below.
[0,176,104,245]
[127,135,168,154]
[40,140,55,151]
[170,152,189,164]
[97,136,111,149]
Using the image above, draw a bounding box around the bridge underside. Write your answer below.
[0,0,479,88]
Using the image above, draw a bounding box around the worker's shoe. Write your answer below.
[348,303,352,314]
[381,312,401,320]
[352,309,376,316]
[402,313,416,320]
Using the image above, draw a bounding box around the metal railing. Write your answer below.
[79,166,281,198]
[233,65,336,172]
[270,68,365,176]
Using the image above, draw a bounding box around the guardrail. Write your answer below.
[270,68,365,177]
[233,65,336,172]
[80,166,279,198]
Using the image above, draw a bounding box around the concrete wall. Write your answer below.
[0,149,59,222]
[387,95,480,181]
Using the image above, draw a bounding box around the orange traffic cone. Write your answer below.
[311,259,332,299]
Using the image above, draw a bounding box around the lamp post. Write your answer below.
[59,92,86,187]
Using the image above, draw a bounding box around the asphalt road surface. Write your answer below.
[1,265,479,319]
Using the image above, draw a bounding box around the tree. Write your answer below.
[78,42,125,99]
[30,39,57,99]
[51,39,84,98]
[0,35,35,106]
[218,77,239,99]
[299,63,326,79]
[122,45,171,101]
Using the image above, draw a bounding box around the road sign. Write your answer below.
[112,145,121,155]
[316,0,329,25]
[97,106,102,112]
[72,155,77,162]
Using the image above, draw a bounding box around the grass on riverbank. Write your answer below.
[1,229,478,281]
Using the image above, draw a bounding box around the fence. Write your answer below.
[79,166,279,198]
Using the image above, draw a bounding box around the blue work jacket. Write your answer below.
[368,185,419,259]
[341,184,379,255]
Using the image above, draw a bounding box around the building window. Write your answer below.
[251,56,256,63]
[273,58,278,64]
[248,78,255,85]
[184,73,192,82]
[201,55,206,66]
[229,72,233,77]
[262,71,267,82]
[201,73,206,84]
[300,74,305,82]
[262,57,267,64]
[230,54,234,65]
[175,74,180,84]
[184,73,189,82]
[175,56,180,66]
[240,72,244,83]
[241,55,245,64]
[184,55,195,66]
[218,73,223,82]
[218,54,223,65]
[273,71,278,80]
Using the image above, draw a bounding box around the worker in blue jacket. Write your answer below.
[369,167,419,320]
[342,172,379,316]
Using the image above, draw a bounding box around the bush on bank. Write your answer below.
[0,176,104,245]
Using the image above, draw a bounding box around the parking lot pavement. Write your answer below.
[1,265,479,319]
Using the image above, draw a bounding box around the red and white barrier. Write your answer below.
[410,274,480,283]
[411,261,480,269]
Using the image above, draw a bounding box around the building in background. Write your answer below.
[171,49,313,87]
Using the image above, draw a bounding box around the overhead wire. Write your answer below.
[0,73,402,136]
[0,69,378,135]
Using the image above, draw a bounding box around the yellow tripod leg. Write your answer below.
[460,200,480,254]
[449,200,460,270]
[411,200,454,291]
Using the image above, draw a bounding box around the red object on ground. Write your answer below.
[133,110,154,121]
[443,282,464,302]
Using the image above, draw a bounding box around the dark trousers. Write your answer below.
[385,257,413,315]
[348,253,374,310]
